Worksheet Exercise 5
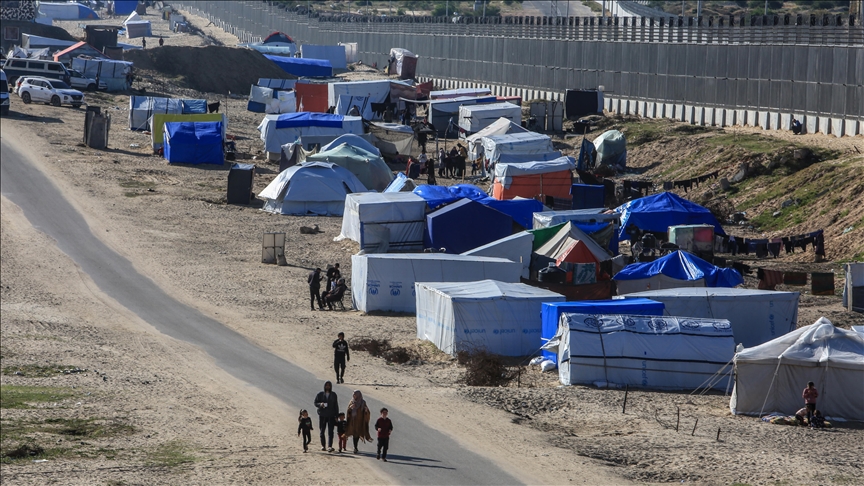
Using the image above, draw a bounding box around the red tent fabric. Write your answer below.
[294,83,328,113]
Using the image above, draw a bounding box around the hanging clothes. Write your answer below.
[757,268,784,290]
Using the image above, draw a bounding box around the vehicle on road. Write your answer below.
[69,69,107,91]
[0,70,10,115]
[17,77,84,108]
[2,58,71,85]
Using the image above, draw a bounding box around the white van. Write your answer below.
[3,58,72,85]
[0,70,10,115]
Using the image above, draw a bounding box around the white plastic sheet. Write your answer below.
[462,231,534,279]
[458,102,522,134]
[335,193,428,252]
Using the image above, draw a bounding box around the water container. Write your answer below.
[538,262,566,284]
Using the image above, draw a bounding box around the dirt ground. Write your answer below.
[2,7,863,486]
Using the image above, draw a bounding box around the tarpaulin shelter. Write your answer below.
[383,173,417,193]
[113,0,138,15]
[123,12,152,39]
[335,192,428,252]
[328,80,392,120]
[258,162,367,216]
[38,1,100,19]
[564,89,604,120]
[492,157,575,201]
[462,231,534,279]
[570,184,605,210]
[412,184,541,229]
[305,143,393,192]
[265,54,332,77]
[150,113,226,151]
[540,299,666,363]
[534,221,612,281]
[466,117,528,161]
[593,130,627,167]
[263,32,295,45]
[614,251,743,295]
[294,82,329,112]
[481,132,557,164]
[300,44,347,70]
[458,102,522,135]
[620,288,799,348]
[257,113,364,154]
[532,210,622,256]
[424,96,498,137]
[416,280,565,356]
[53,42,104,64]
[129,96,207,130]
[71,57,133,92]
[388,48,418,79]
[545,313,735,389]
[351,253,522,313]
[730,318,864,421]
[425,199,514,254]
[163,122,223,165]
[615,192,726,240]
[321,134,380,156]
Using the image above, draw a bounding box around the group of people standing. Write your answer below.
[307,264,348,311]
[436,144,470,179]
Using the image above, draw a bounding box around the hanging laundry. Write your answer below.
[757,268,784,290]
[811,272,834,295]
[783,272,807,286]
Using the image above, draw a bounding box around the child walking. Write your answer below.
[336,412,348,453]
[375,408,394,462]
[298,409,313,452]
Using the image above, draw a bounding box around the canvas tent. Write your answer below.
[616,192,726,240]
[300,44,347,70]
[129,96,207,130]
[351,254,522,313]
[614,251,743,295]
[730,318,864,421]
[535,221,612,275]
[257,113,364,154]
[335,192,428,252]
[163,122,223,165]
[593,130,627,167]
[546,313,735,389]
[368,122,415,157]
[328,80,392,121]
[264,54,332,77]
[458,102,522,135]
[425,199,514,254]
[413,185,541,229]
[425,96,497,136]
[321,134,380,156]
[71,57,133,92]
[481,132,558,164]
[150,113,226,151]
[621,287,800,348]
[388,48,418,79]
[416,280,565,356]
[124,12,152,39]
[38,1,100,19]
[305,143,394,192]
[466,117,528,161]
[462,231,534,279]
[492,157,575,201]
[258,162,367,216]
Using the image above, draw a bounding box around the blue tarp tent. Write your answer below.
[540,298,666,362]
[273,112,344,129]
[615,192,726,240]
[425,199,514,254]
[113,1,138,15]
[264,55,333,78]
[571,184,605,210]
[614,250,743,295]
[39,1,100,19]
[164,122,224,165]
[413,184,540,229]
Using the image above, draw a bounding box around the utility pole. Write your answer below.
[446,0,449,18]
[696,0,702,19]
[681,0,685,18]
[483,0,486,17]
[765,0,769,15]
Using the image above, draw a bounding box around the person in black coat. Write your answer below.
[308,268,324,311]
[313,381,339,452]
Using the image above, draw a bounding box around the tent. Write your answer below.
[492,157,575,201]
[257,113,364,154]
[71,57,133,92]
[593,129,627,167]
[351,254,522,313]
[53,42,105,64]
[615,192,726,240]
[412,184,541,229]
[328,80,392,120]
[129,96,207,130]
[383,173,417,193]
[540,299,666,363]
[113,0,138,15]
[614,251,743,295]
[321,134,380,156]
[294,82,329,112]
[481,132,558,164]
[546,313,735,389]
[150,113,226,151]
[425,96,497,136]
[458,102,522,135]
[335,192,428,252]
[620,287,799,348]
[431,88,492,99]
[416,280,566,356]
[305,143,394,192]
[300,44,347,70]
[163,122,224,165]
[263,31,296,45]
[264,54,332,77]
[368,122,415,157]
[124,12,152,39]
[534,209,621,229]
[258,162,367,216]
[535,221,611,268]
[38,1,100,19]
[388,48,418,79]
[425,199,514,254]
[730,318,864,421]
[462,231,534,279]
[466,117,528,161]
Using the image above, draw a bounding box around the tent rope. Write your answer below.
[757,357,784,418]
[688,358,733,395]
[596,319,610,385]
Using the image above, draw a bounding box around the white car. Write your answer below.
[18,77,84,108]
[68,69,107,91]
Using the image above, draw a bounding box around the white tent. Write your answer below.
[458,102,522,135]
[430,88,492,100]
[481,132,557,164]
[258,162,368,216]
[620,288,799,348]
[335,192,428,252]
[301,44,348,70]
[493,157,576,189]
[730,318,864,421]
[466,117,528,161]
[388,48,417,77]
[257,115,364,153]
[351,254,522,313]
[328,80,391,120]
[416,280,565,356]
[124,11,152,39]
[546,313,735,389]
[462,231,534,279]
[533,209,622,229]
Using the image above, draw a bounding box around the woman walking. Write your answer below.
[345,390,372,454]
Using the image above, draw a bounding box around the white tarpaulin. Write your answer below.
[300,44,348,70]
[257,115,364,153]
[389,48,417,76]
[620,288,799,348]
[416,280,565,356]
[458,102,522,134]
[335,94,372,119]
[335,192,428,252]
[258,162,368,216]
[431,88,492,99]
[533,209,622,229]
[351,254,522,313]
[494,157,576,189]
[546,313,735,389]
[462,231,534,279]
[328,80,391,117]
[466,117,527,161]
[481,132,555,163]
[369,122,415,157]
[730,318,864,421]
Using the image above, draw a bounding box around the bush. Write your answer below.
[456,349,518,387]
[349,336,417,364]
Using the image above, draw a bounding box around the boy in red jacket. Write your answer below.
[802,381,818,425]
[375,408,394,462]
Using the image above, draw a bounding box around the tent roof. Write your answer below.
[164,121,222,142]
[536,221,611,263]
[467,117,528,144]
[258,162,367,202]
[305,143,394,192]
[459,101,521,114]
[321,134,380,155]
[735,318,864,368]
[272,112,345,129]
[613,250,743,287]
[623,287,798,300]
[418,280,563,301]
[53,41,88,58]
[615,192,726,239]
[494,157,576,179]
[263,32,295,44]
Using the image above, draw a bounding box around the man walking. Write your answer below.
[314,381,339,452]
[308,268,324,311]
[333,332,350,384]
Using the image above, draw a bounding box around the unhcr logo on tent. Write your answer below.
[623,317,637,328]
[647,318,668,330]
[584,317,602,328]
[712,321,731,331]
[680,319,701,329]
[464,329,486,334]
[389,282,402,297]
[494,329,516,335]
[368,280,380,295]
[522,329,540,334]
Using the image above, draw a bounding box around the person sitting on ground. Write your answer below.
[810,410,826,428]
[791,118,803,135]
[794,407,809,426]
[323,278,348,310]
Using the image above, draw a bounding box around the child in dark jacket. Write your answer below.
[336,412,348,452]
[298,409,314,452]
[375,408,394,462]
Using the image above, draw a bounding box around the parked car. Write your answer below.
[18,77,84,108]
[68,69,107,91]
[0,70,10,115]
[2,58,71,85]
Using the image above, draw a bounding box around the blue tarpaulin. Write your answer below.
[114,0,138,15]
[570,184,605,210]
[576,137,595,170]
[164,122,224,165]
[181,99,207,114]
[264,55,333,77]
[540,298,666,362]
[425,199,514,254]
[273,112,345,129]
[613,251,743,288]
[615,192,726,240]
[413,184,539,229]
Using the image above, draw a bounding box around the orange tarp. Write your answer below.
[492,170,573,200]
[294,83,328,113]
